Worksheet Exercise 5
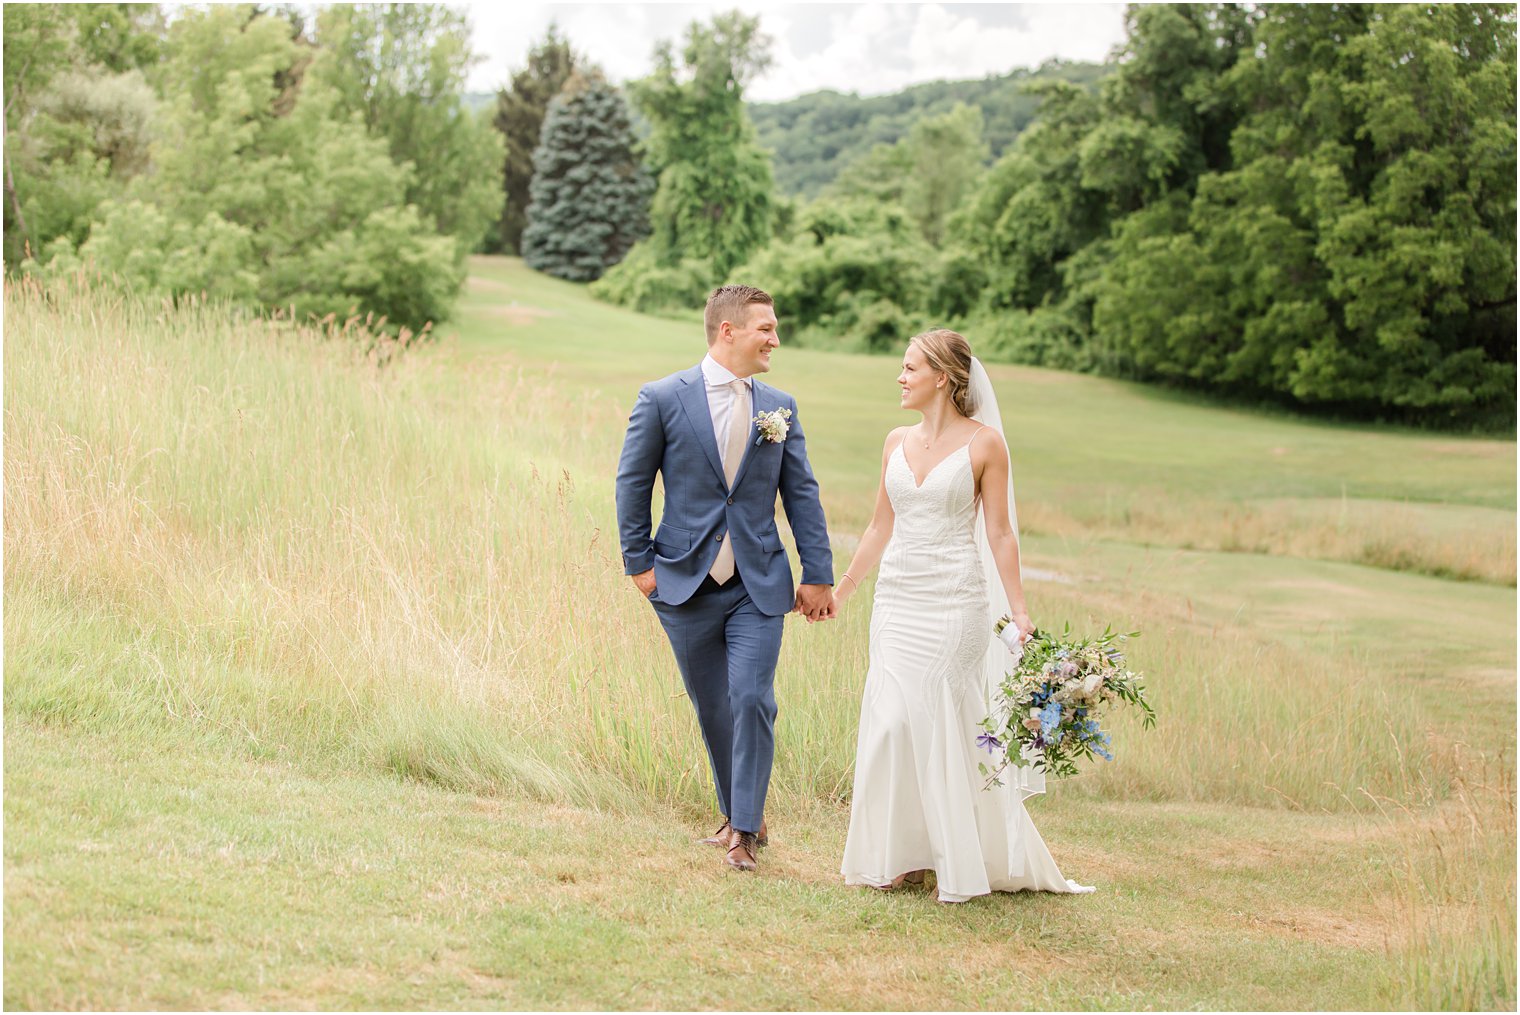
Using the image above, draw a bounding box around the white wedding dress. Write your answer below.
[840,435,1093,902]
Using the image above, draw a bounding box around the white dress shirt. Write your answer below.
[700,354,753,462]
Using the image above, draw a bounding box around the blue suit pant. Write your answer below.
[650,578,783,834]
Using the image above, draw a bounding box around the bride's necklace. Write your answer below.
[916,423,955,450]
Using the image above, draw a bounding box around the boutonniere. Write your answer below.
[753,407,792,445]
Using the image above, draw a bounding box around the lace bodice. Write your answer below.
[882,442,981,559]
[871,440,988,721]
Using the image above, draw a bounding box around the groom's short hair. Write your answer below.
[705,285,773,345]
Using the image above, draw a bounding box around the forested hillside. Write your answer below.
[9,3,1514,427]
[596,5,1516,428]
[749,61,1108,197]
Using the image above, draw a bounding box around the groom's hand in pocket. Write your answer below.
[631,569,657,598]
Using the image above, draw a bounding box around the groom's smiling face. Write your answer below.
[726,304,780,377]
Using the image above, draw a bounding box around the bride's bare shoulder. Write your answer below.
[968,424,1009,467]
[882,426,911,452]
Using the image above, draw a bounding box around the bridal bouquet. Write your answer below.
[978,620,1155,783]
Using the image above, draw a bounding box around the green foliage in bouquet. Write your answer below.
[979,621,1156,783]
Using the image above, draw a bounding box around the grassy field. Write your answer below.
[4,260,1515,1010]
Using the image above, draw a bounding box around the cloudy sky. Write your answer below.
[459,3,1129,102]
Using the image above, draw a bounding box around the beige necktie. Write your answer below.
[710,379,750,583]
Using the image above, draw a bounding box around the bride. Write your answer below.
[833,329,1092,903]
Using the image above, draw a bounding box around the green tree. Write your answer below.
[490,24,577,254]
[733,198,932,351]
[70,3,164,73]
[901,104,990,247]
[1090,3,1516,421]
[310,3,504,258]
[958,80,1109,314]
[522,73,652,282]
[2,4,163,267]
[41,5,460,330]
[1305,3,1516,415]
[1101,3,1254,184]
[832,102,989,247]
[624,11,776,278]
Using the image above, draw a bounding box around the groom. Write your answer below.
[615,284,834,871]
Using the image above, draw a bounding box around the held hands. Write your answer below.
[794,583,836,623]
[635,570,841,622]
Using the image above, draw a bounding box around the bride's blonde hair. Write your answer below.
[908,329,978,417]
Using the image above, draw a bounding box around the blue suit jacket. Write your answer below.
[616,364,833,616]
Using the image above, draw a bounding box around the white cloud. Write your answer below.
[459,2,1128,100]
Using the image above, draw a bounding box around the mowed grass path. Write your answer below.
[5,260,1515,1010]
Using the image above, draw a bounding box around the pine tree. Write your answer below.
[490,25,576,254]
[522,75,652,282]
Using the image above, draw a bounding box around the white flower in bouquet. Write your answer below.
[978,620,1156,784]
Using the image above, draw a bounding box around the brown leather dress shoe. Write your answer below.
[725,830,759,871]
[756,819,769,848]
[702,818,769,849]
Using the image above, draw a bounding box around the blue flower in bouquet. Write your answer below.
[980,617,1154,785]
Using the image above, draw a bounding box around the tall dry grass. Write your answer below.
[1370,742,1517,1009]
[0,278,1471,823]
[1019,495,1516,587]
